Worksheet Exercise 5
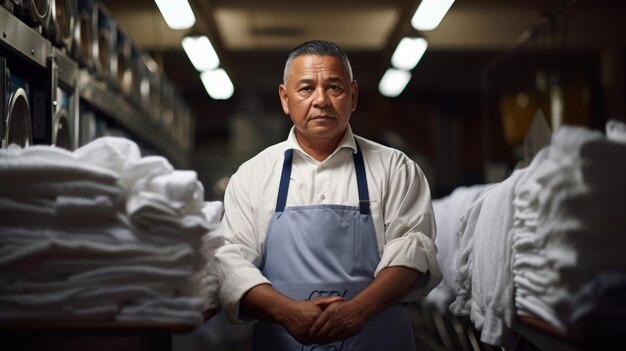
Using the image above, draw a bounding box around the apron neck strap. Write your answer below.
[276,148,293,213]
[353,141,370,215]
[275,140,370,214]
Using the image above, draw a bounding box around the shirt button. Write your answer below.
[320,194,326,200]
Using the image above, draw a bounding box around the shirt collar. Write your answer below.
[285,125,357,158]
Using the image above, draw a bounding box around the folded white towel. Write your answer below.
[0,284,162,308]
[54,195,117,218]
[122,155,174,195]
[0,270,191,297]
[202,201,225,227]
[0,240,197,281]
[1,144,73,160]
[0,180,122,199]
[148,171,204,211]
[515,292,564,330]
[0,304,118,322]
[126,191,179,221]
[549,125,604,160]
[73,136,142,175]
[0,147,119,185]
[606,119,626,142]
[117,297,204,326]
[0,224,140,246]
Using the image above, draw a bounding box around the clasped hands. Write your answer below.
[280,296,373,345]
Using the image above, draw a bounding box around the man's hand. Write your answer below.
[240,284,344,345]
[279,296,344,345]
[309,266,422,344]
[308,299,372,344]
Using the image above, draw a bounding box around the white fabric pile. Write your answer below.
[450,120,626,346]
[0,137,224,326]
[511,120,626,333]
[427,184,491,313]
[450,170,524,347]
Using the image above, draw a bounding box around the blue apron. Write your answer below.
[251,143,416,351]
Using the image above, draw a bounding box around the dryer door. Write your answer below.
[51,107,70,149]
[3,87,33,148]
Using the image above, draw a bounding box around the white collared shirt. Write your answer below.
[215,125,442,323]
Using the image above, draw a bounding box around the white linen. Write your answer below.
[511,123,626,333]
[0,136,224,325]
[606,119,626,142]
[427,184,491,313]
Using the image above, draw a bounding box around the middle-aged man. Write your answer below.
[215,40,441,350]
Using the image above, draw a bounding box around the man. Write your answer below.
[215,40,441,350]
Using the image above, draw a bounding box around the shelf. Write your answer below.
[77,69,190,167]
[0,321,195,334]
[0,309,217,334]
[0,5,50,68]
[52,47,78,89]
[513,316,579,351]
[2,5,192,168]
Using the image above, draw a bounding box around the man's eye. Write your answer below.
[299,87,313,93]
[329,85,343,94]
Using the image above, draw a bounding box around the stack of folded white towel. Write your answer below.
[0,137,224,326]
[511,120,626,333]
[450,120,626,346]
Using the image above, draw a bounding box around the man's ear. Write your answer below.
[278,84,289,115]
[351,80,359,112]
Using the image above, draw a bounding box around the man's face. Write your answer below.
[279,55,358,144]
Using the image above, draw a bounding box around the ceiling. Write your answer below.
[100,0,626,142]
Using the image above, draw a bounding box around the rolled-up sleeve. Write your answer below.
[375,159,442,301]
[214,169,271,324]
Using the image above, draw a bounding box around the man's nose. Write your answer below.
[313,88,330,108]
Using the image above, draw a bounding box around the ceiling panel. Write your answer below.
[214,7,400,50]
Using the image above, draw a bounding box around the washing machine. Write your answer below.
[71,0,97,71]
[174,98,193,152]
[133,49,157,116]
[50,49,78,150]
[51,96,70,148]
[2,0,50,31]
[160,75,175,130]
[129,45,144,107]
[47,0,75,52]
[1,57,33,148]
[95,3,117,87]
[115,25,133,97]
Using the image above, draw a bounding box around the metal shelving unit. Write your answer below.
[1,4,192,167]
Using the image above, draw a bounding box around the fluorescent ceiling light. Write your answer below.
[391,37,428,71]
[411,0,455,31]
[182,35,220,71]
[201,68,234,100]
[154,0,196,30]
[378,68,411,98]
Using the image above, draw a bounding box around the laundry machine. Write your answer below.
[71,0,97,72]
[115,24,133,97]
[50,48,77,149]
[47,0,75,52]
[2,0,50,32]
[160,75,175,130]
[1,57,33,148]
[133,49,158,117]
[95,3,117,87]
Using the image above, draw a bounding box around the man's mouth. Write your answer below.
[310,115,334,120]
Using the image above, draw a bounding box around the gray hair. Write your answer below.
[282,40,354,84]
